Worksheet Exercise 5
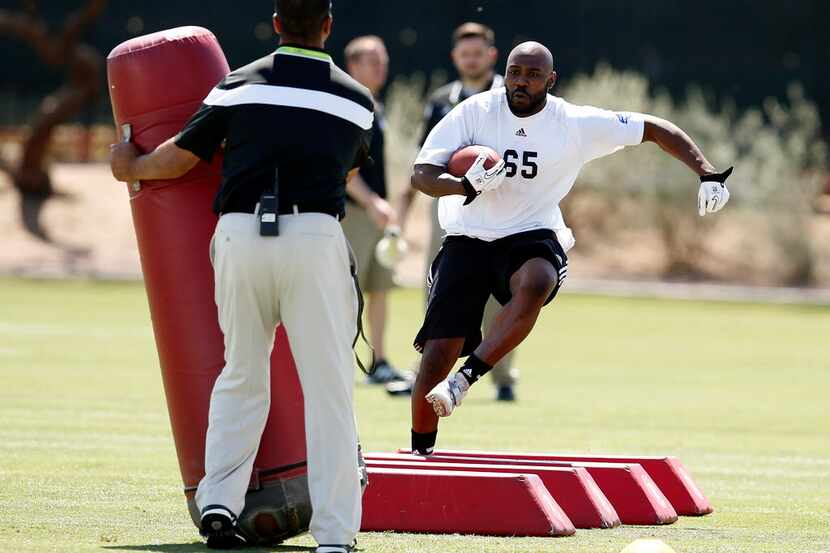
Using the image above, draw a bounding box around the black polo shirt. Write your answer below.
[353,102,386,200]
[175,44,374,217]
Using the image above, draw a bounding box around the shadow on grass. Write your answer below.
[102,545,314,553]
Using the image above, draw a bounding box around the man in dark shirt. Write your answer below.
[110,2,370,551]
[397,23,519,402]
[341,35,407,385]
[419,23,503,145]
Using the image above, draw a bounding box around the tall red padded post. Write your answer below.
[107,27,310,544]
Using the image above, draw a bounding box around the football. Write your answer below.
[447,145,501,177]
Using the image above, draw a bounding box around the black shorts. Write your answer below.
[414,229,568,357]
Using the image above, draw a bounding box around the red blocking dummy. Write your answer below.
[108,27,310,544]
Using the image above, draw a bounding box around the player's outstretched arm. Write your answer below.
[641,116,734,215]
[641,116,716,176]
[110,137,200,183]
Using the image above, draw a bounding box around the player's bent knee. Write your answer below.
[420,338,464,375]
[512,258,557,293]
[516,269,558,302]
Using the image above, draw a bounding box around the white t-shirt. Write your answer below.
[415,88,645,241]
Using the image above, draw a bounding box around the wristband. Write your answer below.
[461,176,480,205]
[700,166,733,184]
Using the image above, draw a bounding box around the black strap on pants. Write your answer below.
[346,241,375,375]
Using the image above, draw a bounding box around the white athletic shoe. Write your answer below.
[315,546,353,553]
[425,372,470,417]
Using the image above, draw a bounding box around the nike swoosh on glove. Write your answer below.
[698,166,733,216]
[461,152,507,205]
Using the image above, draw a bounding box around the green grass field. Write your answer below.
[1,278,828,553]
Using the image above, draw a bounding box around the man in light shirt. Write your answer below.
[408,41,733,455]
[398,22,523,401]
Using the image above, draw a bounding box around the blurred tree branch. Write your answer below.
[0,0,107,238]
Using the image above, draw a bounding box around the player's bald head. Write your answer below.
[504,41,556,116]
[507,41,554,72]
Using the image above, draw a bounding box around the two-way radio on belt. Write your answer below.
[258,167,279,236]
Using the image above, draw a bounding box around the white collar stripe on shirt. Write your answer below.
[203,84,374,130]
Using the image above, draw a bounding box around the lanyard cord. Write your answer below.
[347,243,375,375]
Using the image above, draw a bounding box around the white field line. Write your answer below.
[564,278,830,306]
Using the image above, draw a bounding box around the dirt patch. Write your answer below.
[0,163,139,278]
[2,163,829,291]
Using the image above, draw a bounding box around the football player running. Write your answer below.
[409,41,733,455]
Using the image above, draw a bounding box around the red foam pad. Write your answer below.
[365,457,619,529]
[361,468,575,537]
[384,453,676,526]
[408,449,711,516]
[108,27,309,496]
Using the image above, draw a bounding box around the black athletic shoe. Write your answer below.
[199,506,246,550]
[367,359,409,384]
[496,385,516,402]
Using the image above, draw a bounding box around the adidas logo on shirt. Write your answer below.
[515,128,527,137]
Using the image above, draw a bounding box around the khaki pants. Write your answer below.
[340,203,396,293]
[195,212,361,546]
[426,200,518,386]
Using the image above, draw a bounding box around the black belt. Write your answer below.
[222,203,342,219]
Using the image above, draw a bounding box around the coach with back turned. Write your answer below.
[109,2,371,552]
